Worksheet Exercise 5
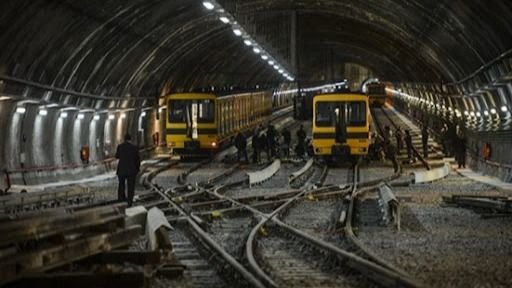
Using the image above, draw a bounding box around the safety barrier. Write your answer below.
[288,159,313,183]
[411,162,450,183]
[247,159,280,187]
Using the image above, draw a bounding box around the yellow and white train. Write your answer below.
[165,91,290,156]
[312,93,371,161]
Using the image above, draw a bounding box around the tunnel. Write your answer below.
[0,1,512,287]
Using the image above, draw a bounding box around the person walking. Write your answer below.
[235,130,249,163]
[115,134,140,207]
[404,129,413,162]
[395,127,403,155]
[421,125,429,158]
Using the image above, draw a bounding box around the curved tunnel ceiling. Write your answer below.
[1,0,511,101]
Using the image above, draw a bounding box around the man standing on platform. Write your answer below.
[115,134,140,207]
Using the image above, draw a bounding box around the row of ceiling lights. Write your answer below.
[391,88,509,118]
[202,1,295,82]
[15,106,147,120]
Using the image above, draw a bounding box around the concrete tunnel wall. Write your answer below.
[0,101,165,191]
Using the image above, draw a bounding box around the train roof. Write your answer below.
[313,92,368,100]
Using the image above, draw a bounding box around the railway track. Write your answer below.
[137,150,426,287]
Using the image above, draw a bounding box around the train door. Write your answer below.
[334,103,347,144]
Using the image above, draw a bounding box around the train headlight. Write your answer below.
[211,142,217,148]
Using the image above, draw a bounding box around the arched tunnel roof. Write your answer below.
[1,0,511,105]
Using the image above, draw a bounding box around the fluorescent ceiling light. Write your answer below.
[39,109,48,116]
[268,60,274,65]
[16,107,26,114]
[490,108,497,114]
[261,55,268,60]
[253,47,260,54]
[77,113,85,120]
[140,111,147,117]
[233,29,242,36]
[203,1,214,10]
[501,105,508,112]
[60,112,68,118]
[273,65,279,70]
[108,114,115,120]
[244,39,252,46]
[121,113,127,119]
[219,16,229,23]
[93,115,100,121]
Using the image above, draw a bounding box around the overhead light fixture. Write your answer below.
[278,69,284,73]
[93,115,100,121]
[243,39,252,46]
[484,110,489,116]
[261,55,268,60]
[15,107,26,114]
[121,113,127,119]
[108,114,115,120]
[273,65,279,70]
[470,111,475,117]
[268,60,274,65]
[501,105,508,112]
[140,111,147,117]
[463,111,469,116]
[0,96,11,101]
[77,113,85,120]
[60,112,68,119]
[476,112,481,117]
[253,47,260,54]
[233,29,242,36]
[490,108,497,114]
[219,16,230,24]
[38,109,48,116]
[202,1,215,10]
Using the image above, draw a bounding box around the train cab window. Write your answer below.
[197,100,214,123]
[347,102,366,126]
[168,99,214,123]
[169,100,187,122]
[316,101,366,127]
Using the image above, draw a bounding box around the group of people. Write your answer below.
[371,125,427,165]
[234,124,309,164]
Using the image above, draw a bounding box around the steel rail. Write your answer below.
[142,161,267,288]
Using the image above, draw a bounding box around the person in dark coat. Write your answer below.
[115,134,140,207]
[395,127,403,155]
[282,127,291,157]
[296,124,307,158]
[267,125,276,158]
[235,130,249,163]
[404,129,413,162]
[455,135,467,168]
[251,129,260,164]
[421,125,429,158]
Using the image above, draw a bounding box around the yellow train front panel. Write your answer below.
[312,93,370,156]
